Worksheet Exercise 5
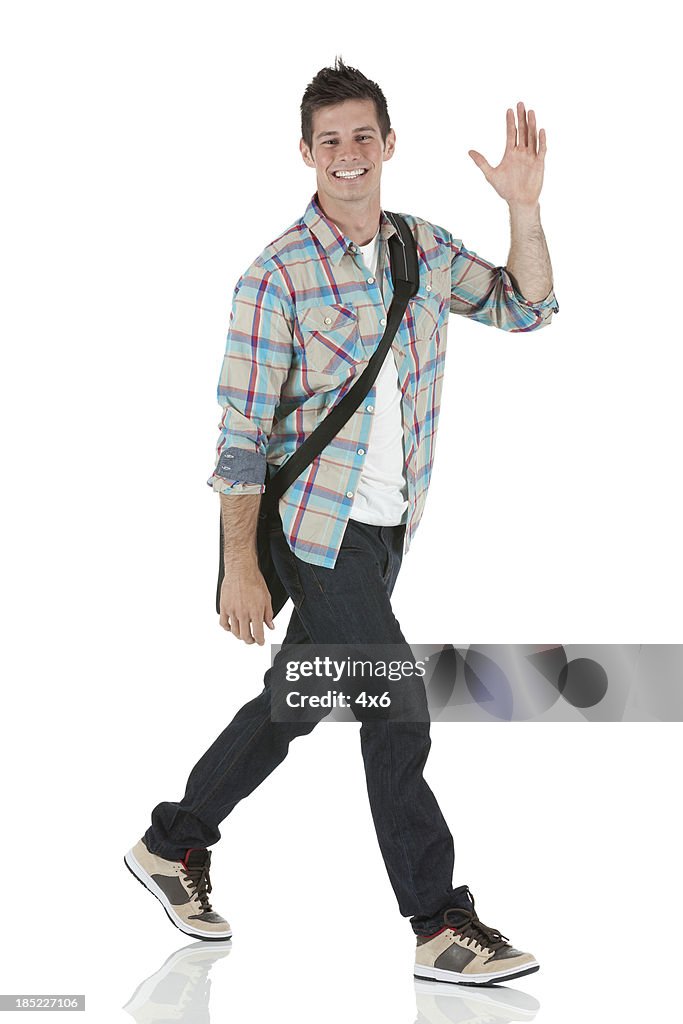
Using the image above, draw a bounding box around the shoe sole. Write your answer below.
[414,961,540,986]
[123,847,233,942]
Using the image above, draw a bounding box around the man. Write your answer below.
[125,57,558,986]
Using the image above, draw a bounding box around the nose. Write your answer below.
[334,141,365,164]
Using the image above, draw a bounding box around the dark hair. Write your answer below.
[300,55,391,152]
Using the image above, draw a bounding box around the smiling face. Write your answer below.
[300,97,396,209]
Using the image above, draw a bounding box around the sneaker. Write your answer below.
[414,888,539,986]
[124,837,232,941]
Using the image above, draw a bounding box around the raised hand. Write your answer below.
[468,102,546,209]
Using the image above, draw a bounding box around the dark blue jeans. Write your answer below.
[143,513,462,934]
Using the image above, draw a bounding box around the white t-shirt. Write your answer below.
[348,226,409,527]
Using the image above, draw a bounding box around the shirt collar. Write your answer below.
[302,191,397,265]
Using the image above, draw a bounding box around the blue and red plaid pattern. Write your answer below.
[207,191,559,568]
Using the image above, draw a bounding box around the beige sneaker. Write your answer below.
[124,838,232,941]
[414,889,539,986]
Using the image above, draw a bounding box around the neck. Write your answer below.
[316,191,381,247]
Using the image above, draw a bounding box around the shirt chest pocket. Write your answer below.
[297,302,366,377]
[412,266,450,341]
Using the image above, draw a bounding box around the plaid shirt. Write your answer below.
[207,191,559,568]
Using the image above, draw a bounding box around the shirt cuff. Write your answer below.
[206,476,266,495]
[206,445,267,494]
[506,274,559,315]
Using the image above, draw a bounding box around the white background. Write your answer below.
[1,1,681,1022]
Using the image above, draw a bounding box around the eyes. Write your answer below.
[323,135,373,145]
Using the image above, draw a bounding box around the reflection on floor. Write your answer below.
[414,977,540,1023]
[123,940,231,1023]
[122,940,540,1024]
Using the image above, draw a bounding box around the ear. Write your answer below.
[300,137,315,168]
[383,128,397,162]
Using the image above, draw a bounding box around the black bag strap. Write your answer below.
[261,211,419,512]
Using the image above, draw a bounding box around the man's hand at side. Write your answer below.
[219,492,275,646]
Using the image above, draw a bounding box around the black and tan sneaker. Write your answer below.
[414,888,539,986]
[124,838,232,941]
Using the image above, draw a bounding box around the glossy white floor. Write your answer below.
[4,711,680,1023]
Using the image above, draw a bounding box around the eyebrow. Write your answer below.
[315,126,377,139]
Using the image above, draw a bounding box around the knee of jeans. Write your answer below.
[359,718,431,746]
[271,718,318,746]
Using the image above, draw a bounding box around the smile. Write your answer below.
[332,169,368,179]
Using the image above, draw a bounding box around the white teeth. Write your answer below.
[333,169,366,179]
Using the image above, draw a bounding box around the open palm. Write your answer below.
[468,102,546,207]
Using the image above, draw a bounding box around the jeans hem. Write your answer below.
[142,830,192,863]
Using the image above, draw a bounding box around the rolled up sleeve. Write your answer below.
[448,235,559,332]
[206,261,293,496]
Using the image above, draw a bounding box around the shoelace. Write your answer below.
[181,861,214,914]
[443,890,509,953]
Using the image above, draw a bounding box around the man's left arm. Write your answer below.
[450,101,559,330]
[506,200,554,306]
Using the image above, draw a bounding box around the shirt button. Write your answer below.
[367,276,375,284]
[426,284,432,292]
[366,404,374,412]
[324,316,332,325]
[357,448,365,455]
[346,490,354,498]
[379,317,386,326]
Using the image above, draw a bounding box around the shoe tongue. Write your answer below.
[447,905,472,925]
[444,888,474,926]
[184,848,210,869]
[450,885,473,912]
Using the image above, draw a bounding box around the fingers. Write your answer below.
[251,615,266,646]
[517,101,528,148]
[468,149,494,178]
[220,607,272,645]
[512,102,543,156]
[527,107,537,152]
[225,614,256,644]
[506,107,517,151]
[218,575,273,646]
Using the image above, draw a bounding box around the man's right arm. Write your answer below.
[219,492,271,644]
[207,259,294,644]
